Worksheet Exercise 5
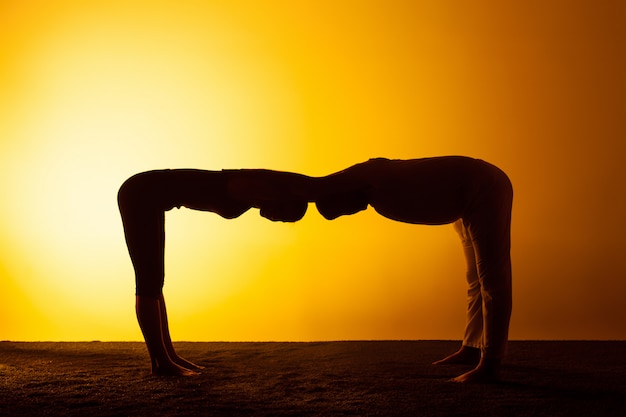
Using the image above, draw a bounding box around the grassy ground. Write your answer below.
[1,340,625,416]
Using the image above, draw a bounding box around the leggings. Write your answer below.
[117,169,246,298]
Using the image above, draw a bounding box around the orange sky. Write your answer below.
[1,1,625,341]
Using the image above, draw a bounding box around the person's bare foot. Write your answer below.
[152,361,199,376]
[432,346,480,365]
[450,357,500,383]
[173,355,204,371]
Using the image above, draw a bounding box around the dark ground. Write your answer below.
[0,340,625,416]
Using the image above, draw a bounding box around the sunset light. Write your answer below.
[1,1,624,342]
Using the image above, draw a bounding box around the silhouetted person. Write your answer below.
[118,168,311,376]
[313,157,513,383]
[119,157,512,383]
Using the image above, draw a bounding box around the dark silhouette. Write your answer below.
[118,156,512,383]
[313,157,513,383]
[117,168,312,376]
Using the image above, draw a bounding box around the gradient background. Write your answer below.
[1,1,624,342]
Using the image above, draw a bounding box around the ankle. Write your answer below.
[477,356,501,375]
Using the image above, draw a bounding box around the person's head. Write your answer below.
[228,172,309,222]
[315,190,368,220]
[259,199,308,222]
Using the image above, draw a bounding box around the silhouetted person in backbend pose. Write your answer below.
[313,156,513,383]
[118,168,311,376]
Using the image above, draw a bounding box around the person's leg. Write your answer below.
[157,294,203,371]
[119,171,199,375]
[452,170,513,383]
[452,245,511,383]
[136,296,197,375]
[433,219,481,365]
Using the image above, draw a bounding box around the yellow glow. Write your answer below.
[1,1,625,341]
